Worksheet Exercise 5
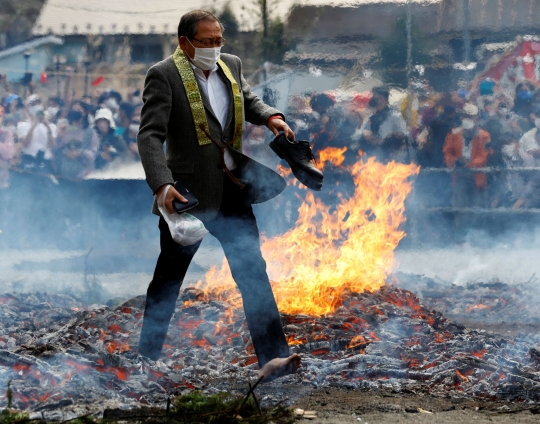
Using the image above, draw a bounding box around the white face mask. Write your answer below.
[187,38,221,71]
[502,144,516,158]
[462,118,475,130]
[29,105,43,117]
[47,107,59,117]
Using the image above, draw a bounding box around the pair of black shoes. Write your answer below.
[270,134,324,191]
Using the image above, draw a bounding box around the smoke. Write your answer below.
[0,164,161,302]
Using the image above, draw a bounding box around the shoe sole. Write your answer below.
[293,168,323,191]
[269,140,323,183]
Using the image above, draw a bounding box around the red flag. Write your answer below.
[91,76,104,86]
[40,73,48,84]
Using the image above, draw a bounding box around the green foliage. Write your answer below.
[1,382,28,424]
[0,0,46,48]
[219,3,239,37]
[172,391,294,424]
[0,409,29,424]
[219,0,294,66]
[261,18,293,65]
[378,13,434,87]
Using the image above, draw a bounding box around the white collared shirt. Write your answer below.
[190,63,236,170]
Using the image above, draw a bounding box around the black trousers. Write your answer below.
[138,174,289,366]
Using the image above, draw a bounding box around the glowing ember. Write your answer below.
[193,149,419,316]
[456,369,470,383]
[466,304,491,313]
[347,335,368,349]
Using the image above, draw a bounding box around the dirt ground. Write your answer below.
[315,410,540,423]
[280,318,540,424]
[290,387,540,423]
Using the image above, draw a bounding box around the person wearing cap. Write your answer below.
[443,103,493,208]
[94,108,128,169]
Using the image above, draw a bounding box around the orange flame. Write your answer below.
[466,304,490,313]
[318,146,348,168]
[193,149,419,316]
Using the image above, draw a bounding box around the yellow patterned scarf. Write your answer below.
[172,47,243,149]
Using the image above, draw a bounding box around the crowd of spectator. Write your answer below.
[0,82,142,188]
[285,77,540,210]
[4,71,540,212]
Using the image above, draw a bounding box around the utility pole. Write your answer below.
[84,58,91,98]
[23,51,31,98]
[261,0,268,62]
[463,0,471,64]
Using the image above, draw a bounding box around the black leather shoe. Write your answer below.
[270,134,324,190]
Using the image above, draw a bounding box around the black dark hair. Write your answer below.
[97,92,110,105]
[48,96,64,107]
[177,10,223,39]
[499,133,517,145]
[119,102,134,118]
[372,86,390,101]
[109,90,122,103]
[71,99,93,113]
[516,81,534,93]
[310,93,335,113]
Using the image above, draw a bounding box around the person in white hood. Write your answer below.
[93,108,128,169]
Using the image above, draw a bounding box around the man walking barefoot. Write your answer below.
[137,10,301,381]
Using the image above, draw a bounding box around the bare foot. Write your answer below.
[258,353,302,382]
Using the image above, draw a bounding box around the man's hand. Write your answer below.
[157,184,188,214]
[268,118,295,140]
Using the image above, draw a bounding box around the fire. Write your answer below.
[466,304,490,313]
[317,146,347,167]
[193,149,419,316]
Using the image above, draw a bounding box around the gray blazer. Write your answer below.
[137,53,286,220]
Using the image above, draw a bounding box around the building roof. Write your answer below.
[32,0,276,35]
[32,0,437,36]
[0,35,64,60]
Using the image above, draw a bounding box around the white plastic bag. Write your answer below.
[157,185,208,246]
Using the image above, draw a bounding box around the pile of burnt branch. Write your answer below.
[1,284,540,419]
[393,273,540,326]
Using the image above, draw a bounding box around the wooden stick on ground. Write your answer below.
[249,382,262,415]
[236,376,264,415]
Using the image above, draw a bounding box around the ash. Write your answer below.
[1,279,540,419]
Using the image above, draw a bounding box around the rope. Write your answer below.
[198,123,245,189]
